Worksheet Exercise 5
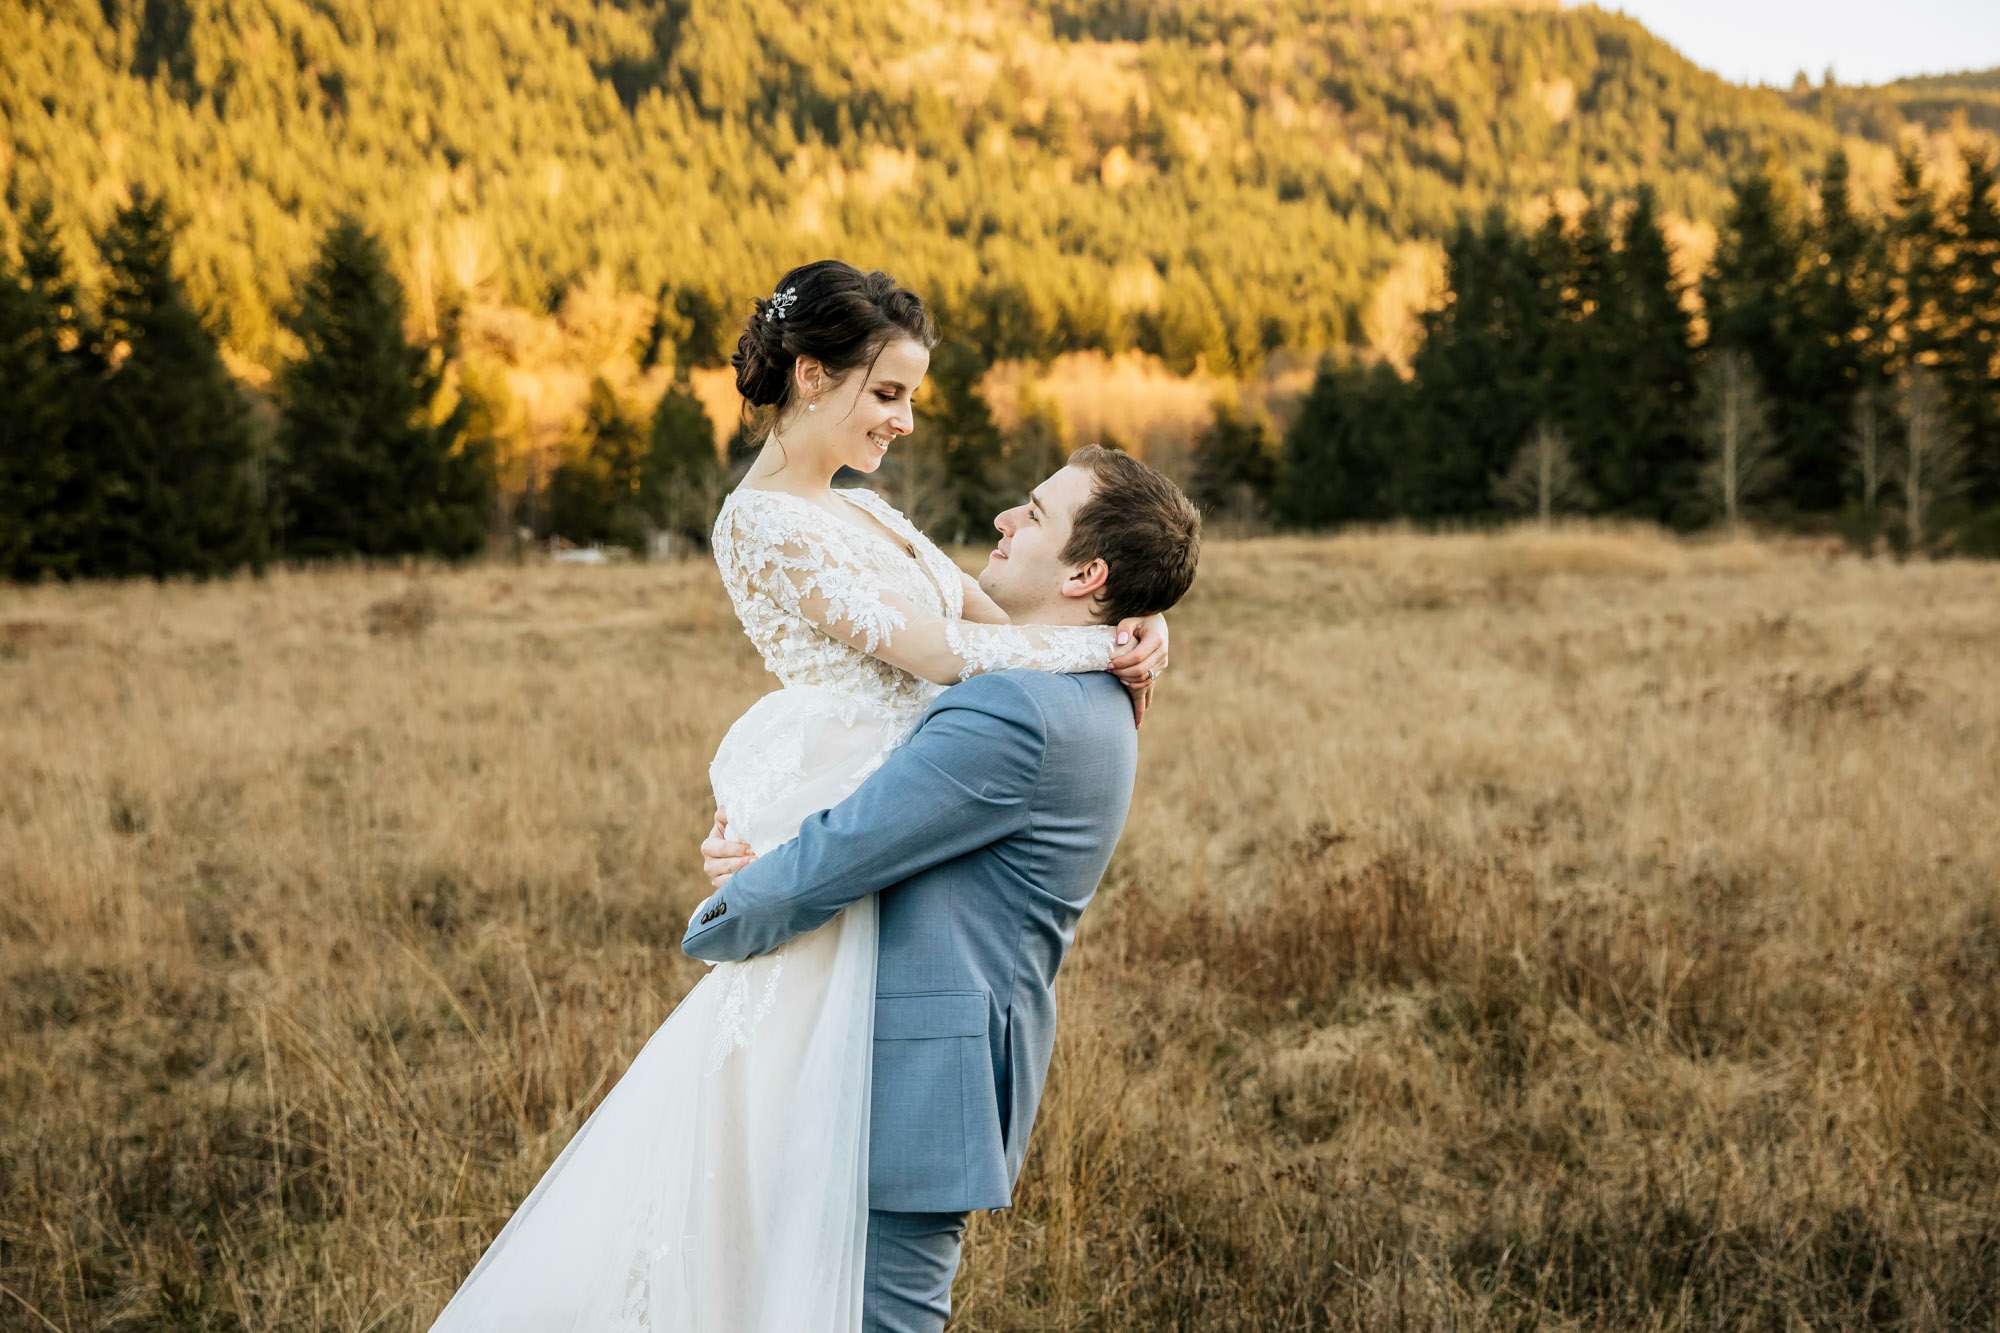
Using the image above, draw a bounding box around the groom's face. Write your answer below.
[979,465,1096,616]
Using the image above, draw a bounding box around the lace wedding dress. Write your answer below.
[427,486,1115,1333]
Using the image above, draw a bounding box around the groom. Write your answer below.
[682,444,1200,1332]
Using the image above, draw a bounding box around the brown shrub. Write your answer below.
[365,584,442,637]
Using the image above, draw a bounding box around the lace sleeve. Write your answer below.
[780,549,1115,685]
[713,491,910,656]
[938,621,1119,681]
[715,490,1117,686]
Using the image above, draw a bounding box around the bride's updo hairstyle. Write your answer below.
[731,260,937,420]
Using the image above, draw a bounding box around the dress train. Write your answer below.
[427,688,900,1332]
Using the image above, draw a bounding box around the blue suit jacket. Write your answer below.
[681,669,1137,1213]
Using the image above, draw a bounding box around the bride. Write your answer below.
[426,260,1166,1331]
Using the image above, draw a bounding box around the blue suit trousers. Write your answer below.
[863,1209,969,1332]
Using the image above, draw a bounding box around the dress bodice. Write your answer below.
[712,487,963,718]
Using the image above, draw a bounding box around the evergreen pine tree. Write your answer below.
[1402,209,1557,517]
[541,455,603,546]
[640,377,723,555]
[915,338,1008,542]
[0,203,88,580]
[1886,147,1946,377]
[1276,359,1400,528]
[1148,266,1231,375]
[1550,202,1625,514]
[1608,187,1702,523]
[997,391,1070,502]
[1190,400,1277,527]
[1789,151,1876,511]
[1702,166,1802,509]
[1943,145,2000,510]
[277,217,488,560]
[547,378,647,549]
[92,189,264,578]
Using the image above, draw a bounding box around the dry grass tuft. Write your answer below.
[1763,664,1925,724]
[2,529,1997,1330]
[0,618,84,657]
[365,584,444,639]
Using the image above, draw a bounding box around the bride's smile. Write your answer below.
[786,335,929,477]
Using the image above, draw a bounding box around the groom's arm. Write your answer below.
[680,672,1047,963]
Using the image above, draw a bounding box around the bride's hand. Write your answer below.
[701,808,755,887]
[1107,614,1168,726]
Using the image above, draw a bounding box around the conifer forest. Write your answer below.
[2,0,1997,566]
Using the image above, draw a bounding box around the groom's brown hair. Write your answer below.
[1062,445,1202,625]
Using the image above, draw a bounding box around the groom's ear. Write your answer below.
[1060,557,1109,601]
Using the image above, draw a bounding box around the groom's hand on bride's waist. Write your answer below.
[701,807,756,887]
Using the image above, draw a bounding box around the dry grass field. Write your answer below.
[3,529,1998,1331]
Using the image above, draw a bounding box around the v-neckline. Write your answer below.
[732,485,963,621]
[738,485,920,564]
[831,490,922,564]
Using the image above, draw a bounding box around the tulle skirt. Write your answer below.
[427,686,915,1332]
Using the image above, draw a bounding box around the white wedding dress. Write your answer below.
[427,486,1115,1333]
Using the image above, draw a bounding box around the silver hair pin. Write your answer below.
[765,286,798,322]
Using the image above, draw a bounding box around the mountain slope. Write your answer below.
[1884,66,2000,134]
[0,0,1924,371]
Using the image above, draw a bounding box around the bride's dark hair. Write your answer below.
[731,261,937,417]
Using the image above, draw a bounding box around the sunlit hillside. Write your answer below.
[1804,65,2000,137]
[0,0,1940,375]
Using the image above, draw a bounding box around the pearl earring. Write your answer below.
[807,400,817,412]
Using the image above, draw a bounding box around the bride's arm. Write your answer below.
[753,538,1121,687]
[800,579,1113,686]
[957,569,1170,709]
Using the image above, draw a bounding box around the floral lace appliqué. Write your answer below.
[942,620,1119,682]
[712,488,959,719]
[705,954,787,1074]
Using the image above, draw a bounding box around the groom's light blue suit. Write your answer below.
[681,668,1137,1331]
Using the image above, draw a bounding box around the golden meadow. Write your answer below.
[3,528,1998,1330]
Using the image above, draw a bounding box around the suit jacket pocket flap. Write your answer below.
[876,990,987,1040]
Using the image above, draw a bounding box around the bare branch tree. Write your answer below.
[1492,420,1592,525]
[1847,383,1887,515]
[1697,349,1781,531]
[648,462,725,561]
[1899,369,1969,552]
[870,438,957,540]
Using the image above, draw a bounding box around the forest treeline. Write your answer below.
[0,194,724,579]
[9,136,1999,580]
[1799,67,2000,141]
[4,0,1999,574]
[1239,143,2000,552]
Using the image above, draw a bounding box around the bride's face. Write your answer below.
[796,337,929,475]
